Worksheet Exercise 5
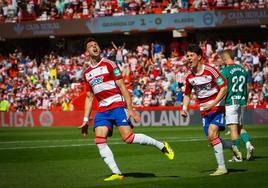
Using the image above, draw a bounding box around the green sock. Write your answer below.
[232,139,241,150]
[235,139,241,150]
[240,132,250,145]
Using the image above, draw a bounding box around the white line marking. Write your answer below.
[0,136,203,144]
[0,135,267,150]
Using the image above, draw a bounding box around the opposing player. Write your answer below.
[79,38,174,181]
[181,44,237,176]
[219,49,255,161]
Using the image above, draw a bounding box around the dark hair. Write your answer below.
[186,44,203,56]
[84,38,97,49]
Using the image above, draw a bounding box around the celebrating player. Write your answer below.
[79,38,174,181]
[219,49,255,162]
[181,44,239,176]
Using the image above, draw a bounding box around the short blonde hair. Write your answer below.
[219,49,235,60]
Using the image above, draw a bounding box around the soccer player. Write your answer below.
[181,44,233,176]
[79,38,174,181]
[219,49,255,161]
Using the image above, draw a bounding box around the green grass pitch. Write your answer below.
[0,125,268,188]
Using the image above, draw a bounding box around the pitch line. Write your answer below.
[0,136,204,144]
[0,135,267,150]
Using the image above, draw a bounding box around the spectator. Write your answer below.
[165,88,173,106]
[61,98,68,111]
[143,93,152,106]
[252,50,260,71]
[253,66,264,86]
[58,69,71,87]
[192,0,202,10]
[159,95,167,106]
[174,86,184,106]
[133,95,143,106]
[111,41,125,67]
[151,41,163,61]
[0,95,9,112]
[262,79,268,103]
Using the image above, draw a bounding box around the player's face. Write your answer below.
[186,52,200,70]
[86,41,101,57]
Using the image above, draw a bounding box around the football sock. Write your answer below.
[132,133,164,150]
[211,138,225,168]
[234,139,241,150]
[97,143,121,174]
[240,132,250,145]
[220,138,232,149]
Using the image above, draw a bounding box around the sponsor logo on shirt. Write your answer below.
[90,76,104,87]
[195,83,211,93]
[113,68,121,77]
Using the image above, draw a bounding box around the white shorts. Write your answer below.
[225,105,245,125]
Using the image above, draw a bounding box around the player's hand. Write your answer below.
[78,122,89,137]
[202,104,213,111]
[181,110,188,118]
[128,110,141,123]
[78,121,88,129]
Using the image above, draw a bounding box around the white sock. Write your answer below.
[97,143,121,174]
[220,138,232,149]
[132,133,164,150]
[213,142,226,169]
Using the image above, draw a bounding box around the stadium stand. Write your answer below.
[0,0,268,23]
[0,38,267,111]
[0,1,268,111]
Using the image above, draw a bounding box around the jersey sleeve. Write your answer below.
[106,60,123,80]
[211,66,227,88]
[83,71,93,92]
[184,76,192,96]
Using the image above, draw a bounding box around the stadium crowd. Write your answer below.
[0,38,268,111]
[0,51,84,111]
[0,0,268,23]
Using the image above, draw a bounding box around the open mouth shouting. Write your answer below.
[92,47,100,56]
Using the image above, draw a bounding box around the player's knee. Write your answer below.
[95,136,107,144]
[240,128,246,134]
[123,133,135,144]
[209,137,221,146]
[208,134,216,141]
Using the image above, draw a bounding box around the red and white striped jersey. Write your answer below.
[184,64,227,116]
[175,71,185,84]
[83,58,126,112]
[148,81,156,91]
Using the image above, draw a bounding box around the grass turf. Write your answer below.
[0,125,268,188]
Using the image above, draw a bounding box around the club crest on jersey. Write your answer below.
[90,76,104,87]
[113,68,121,77]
